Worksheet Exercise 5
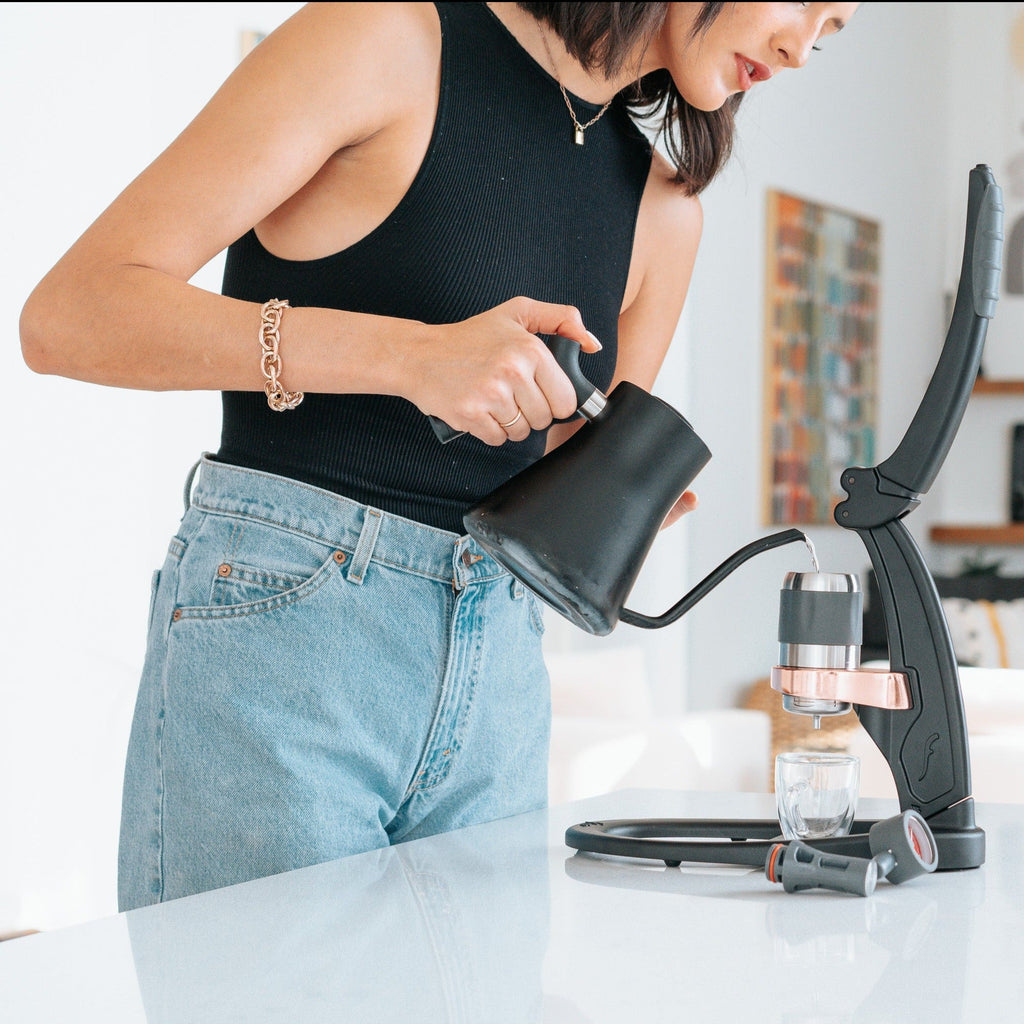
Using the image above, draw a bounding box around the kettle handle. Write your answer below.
[428,335,603,444]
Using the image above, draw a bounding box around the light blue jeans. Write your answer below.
[118,456,550,911]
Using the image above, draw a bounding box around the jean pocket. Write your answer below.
[173,547,345,623]
[211,560,317,607]
[172,513,347,621]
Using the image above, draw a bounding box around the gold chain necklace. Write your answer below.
[538,29,612,146]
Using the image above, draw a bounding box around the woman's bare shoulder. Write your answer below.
[284,3,441,61]
[258,3,442,123]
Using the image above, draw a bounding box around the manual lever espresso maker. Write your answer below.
[446,165,1004,872]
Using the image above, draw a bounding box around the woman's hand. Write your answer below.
[407,296,601,446]
[662,490,699,530]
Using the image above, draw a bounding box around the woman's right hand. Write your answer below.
[406,296,602,446]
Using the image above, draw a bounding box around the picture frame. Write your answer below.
[762,189,881,526]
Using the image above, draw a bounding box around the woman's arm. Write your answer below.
[21,3,412,391]
[19,2,596,446]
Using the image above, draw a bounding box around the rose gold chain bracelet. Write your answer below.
[259,298,304,412]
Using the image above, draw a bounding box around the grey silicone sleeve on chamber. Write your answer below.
[778,589,863,646]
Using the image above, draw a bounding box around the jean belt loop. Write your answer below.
[182,457,203,513]
[347,507,383,585]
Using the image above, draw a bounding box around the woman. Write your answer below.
[20,2,858,910]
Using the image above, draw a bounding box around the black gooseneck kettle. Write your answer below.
[428,337,716,635]
[444,341,714,636]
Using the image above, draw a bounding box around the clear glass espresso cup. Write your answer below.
[775,751,860,841]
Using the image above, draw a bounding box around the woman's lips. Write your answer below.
[735,54,772,91]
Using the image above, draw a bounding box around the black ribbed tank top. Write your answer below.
[217,2,652,533]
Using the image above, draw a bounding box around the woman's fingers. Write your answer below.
[505,296,601,353]
[662,490,699,530]
[504,297,604,426]
[414,297,602,445]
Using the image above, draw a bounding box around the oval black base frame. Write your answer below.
[564,817,986,871]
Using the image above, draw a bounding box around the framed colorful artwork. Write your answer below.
[762,190,881,525]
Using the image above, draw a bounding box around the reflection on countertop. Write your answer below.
[3,790,1023,1023]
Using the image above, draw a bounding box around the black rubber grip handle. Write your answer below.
[428,335,600,444]
[874,163,1003,496]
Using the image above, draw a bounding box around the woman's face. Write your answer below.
[652,2,861,111]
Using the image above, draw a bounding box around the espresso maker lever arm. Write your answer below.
[830,164,1002,863]
[874,165,1003,503]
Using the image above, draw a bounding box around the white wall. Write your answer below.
[4,2,1022,933]
[2,1,302,934]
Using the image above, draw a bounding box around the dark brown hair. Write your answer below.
[516,2,741,195]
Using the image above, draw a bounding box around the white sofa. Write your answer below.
[547,647,1024,808]
[852,572,1024,802]
[848,665,1024,803]
[546,646,772,804]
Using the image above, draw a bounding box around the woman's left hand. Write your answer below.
[662,490,699,530]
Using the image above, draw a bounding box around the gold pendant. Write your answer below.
[574,126,585,146]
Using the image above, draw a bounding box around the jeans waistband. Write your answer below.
[185,455,507,588]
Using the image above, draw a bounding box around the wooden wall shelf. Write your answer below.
[973,378,1024,395]
[927,383,1024,546]
[929,523,1024,545]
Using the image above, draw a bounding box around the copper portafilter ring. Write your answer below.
[770,665,912,711]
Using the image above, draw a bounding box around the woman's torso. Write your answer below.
[217,2,653,533]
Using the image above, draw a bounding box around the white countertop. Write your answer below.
[2,790,1022,1022]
